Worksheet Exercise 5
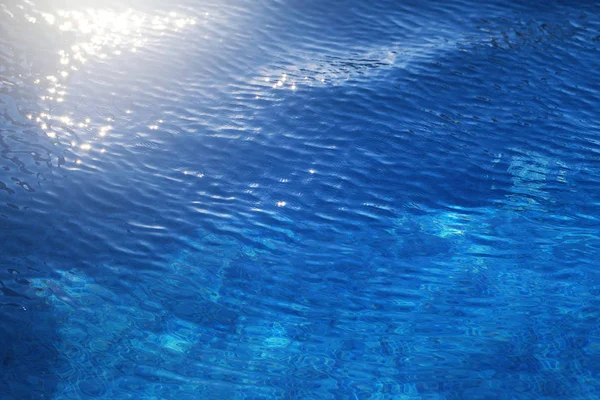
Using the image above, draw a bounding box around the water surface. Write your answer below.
[1,0,600,398]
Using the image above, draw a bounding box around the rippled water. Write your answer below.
[1,0,600,398]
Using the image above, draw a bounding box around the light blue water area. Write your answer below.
[1,0,600,398]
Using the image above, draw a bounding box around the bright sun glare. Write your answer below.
[19,5,197,164]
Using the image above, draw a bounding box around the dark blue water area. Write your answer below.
[1,0,600,398]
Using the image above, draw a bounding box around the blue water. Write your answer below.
[1,0,600,398]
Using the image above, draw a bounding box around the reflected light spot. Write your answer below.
[43,13,55,25]
[309,169,316,174]
[99,126,112,136]
[59,21,73,31]
[80,143,91,150]
[46,131,56,138]
[277,201,286,207]
[75,159,82,164]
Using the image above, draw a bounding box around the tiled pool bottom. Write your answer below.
[5,207,599,400]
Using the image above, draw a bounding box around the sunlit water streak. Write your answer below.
[2,2,197,168]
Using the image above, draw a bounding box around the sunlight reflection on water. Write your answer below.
[5,2,197,165]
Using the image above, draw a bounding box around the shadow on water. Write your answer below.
[0,258,60,400]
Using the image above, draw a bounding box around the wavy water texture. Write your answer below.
[2,0,600,398]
